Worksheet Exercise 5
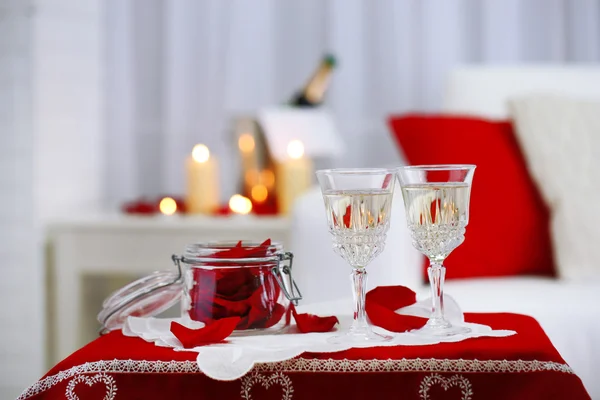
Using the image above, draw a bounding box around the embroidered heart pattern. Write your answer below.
[240,372,294,400]
[419,373,473,400]
[65,373,117,400]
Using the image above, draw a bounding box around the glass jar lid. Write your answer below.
[97,258,183,333]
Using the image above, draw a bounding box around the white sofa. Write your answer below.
[290,66,600,397]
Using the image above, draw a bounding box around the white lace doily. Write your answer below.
[122,296,516,381]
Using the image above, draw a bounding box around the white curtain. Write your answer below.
[104,0,600,208]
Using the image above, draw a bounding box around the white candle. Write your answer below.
[275,140,313,215]
[185,144,219,214]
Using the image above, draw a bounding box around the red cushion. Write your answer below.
[388,114,555,280]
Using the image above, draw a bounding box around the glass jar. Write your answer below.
[175,241,300,334]
[98,241,301,335]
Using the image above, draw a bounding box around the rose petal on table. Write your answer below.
[365,301,426,332]
[170,317,240,348]
[365,285,427,332]
[291,306,339,333]
[366,285,417,310]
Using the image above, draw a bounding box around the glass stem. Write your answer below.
[427,261,448,326]
[350,268,369,333]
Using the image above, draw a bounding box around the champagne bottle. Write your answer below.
[290,54,336,107]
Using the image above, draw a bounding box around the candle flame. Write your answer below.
[251,184,268,203]
[229,194,252,215]
[287,140,304,159]
[238,133,255,153]
[159,197,177,216]
[192,144,210,163]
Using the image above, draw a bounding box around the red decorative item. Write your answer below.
[172,196,187,214]
[122,198,157,215]
[213,203,233,216]
[123,196,278,217]
[388,115,556,280]
[185,240,288,331]
[342,205,352,228]
[170,317,241,348]
[365,286,427,332]
[212,239,272,259]
[291,305,339,333]
[122,196,187,215]
[251,195,279,215]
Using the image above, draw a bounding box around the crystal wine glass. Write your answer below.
[316,168,395,344]
[396,165,475,337]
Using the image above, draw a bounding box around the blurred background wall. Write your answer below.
[1,0,599,397]
[1,0,103,397]
[104,0,600,208]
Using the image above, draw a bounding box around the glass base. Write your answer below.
[411,319,471,337]
[327,328,393,346]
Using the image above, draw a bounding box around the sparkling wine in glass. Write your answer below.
[317,169,395,345]
[397,165,475,337]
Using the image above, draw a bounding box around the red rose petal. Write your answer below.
[122,199,157,215]
[382,173,393,189]
[256,303,286,329]
[246,286,273,327]
[184,239,288,331]
[365,285,427,332]
[343,205,352,228]
[236,315,251,330]
[215,269,257,299]
[170,317,240,348]
[213,239,272,259]
[285,306,293,326]
[366,285,417,311]
[211,297,252,319]
[291,305,339,333]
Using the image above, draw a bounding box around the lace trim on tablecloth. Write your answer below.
[17,357,574,399]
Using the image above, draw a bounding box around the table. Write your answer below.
[21,313,590,399]
[46,214,291,367]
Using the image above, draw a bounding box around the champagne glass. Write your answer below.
[396,165,475,337]
[316,168,395,344]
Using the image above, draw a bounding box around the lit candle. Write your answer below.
[185,144,219,214]
[159,197,178,216]
[229,194,253,215]
[275,139,313,214]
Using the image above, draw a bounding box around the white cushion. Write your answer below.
[443,66,600,119]
[509,95,600,281]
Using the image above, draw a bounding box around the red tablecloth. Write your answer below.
[20,313,590,399]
